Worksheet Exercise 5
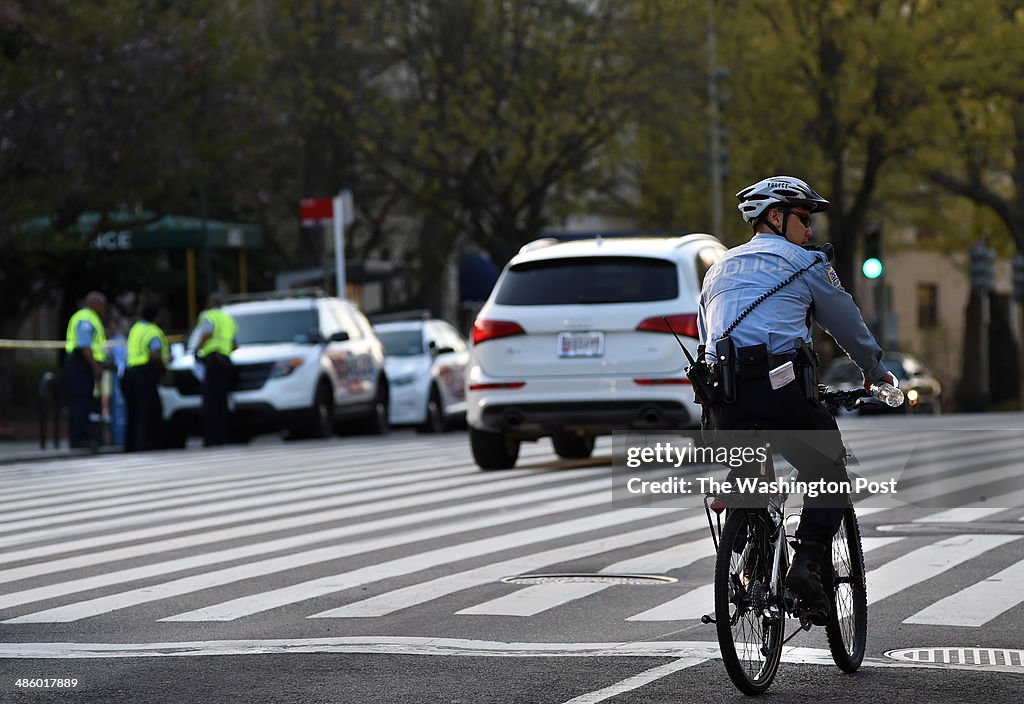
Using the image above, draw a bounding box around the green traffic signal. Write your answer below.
[862,257,883,279]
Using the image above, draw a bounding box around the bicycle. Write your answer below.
[701,386,877,695]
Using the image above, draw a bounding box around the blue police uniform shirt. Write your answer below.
[75,318,96,348]
[138,320,164,354]
[698,234,888,382]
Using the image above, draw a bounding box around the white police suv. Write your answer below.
[466,234,726,469]
[160,293,388,444]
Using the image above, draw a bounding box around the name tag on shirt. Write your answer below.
[769,361,796,390]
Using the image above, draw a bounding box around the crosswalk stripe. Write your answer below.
[559,657,708,704]
[867,535,1020,604]
[0,441,357,491]
[336,520,712,620]
[0,444,476,516]
[0,439,472,501]
[4,498,668,623]
[2,426,1022,632]
[914,508,1010,523]
[0,468,605,584]
[0,459,470,531]
[626,536,904,622]
[313,515,708,620]
[840,433,1021,485]
[904,557,1024,626]
[0,461,506,550]
[325,516,711,619]
[454,537,712,617]
[155,508,682,623]
[0,465,544,565]
[0,476,615,610]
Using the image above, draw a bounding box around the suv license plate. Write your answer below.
[557,331,604,358]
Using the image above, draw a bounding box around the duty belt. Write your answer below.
[733,345,808,381]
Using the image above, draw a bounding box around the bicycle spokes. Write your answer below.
[716,510,784,694]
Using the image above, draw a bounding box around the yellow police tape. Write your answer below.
[0,336,186,350]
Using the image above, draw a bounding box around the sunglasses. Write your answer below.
[786,210,812,227]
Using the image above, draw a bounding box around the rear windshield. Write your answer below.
[495,256,679,305]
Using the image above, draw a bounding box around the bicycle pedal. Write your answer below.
[798,615,814,630]
[700,614,716,624]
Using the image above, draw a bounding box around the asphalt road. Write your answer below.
[1,414,1022,702]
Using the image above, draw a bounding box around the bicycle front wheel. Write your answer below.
[715,509,784,695]
[825,505,868,672]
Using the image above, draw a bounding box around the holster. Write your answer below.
[715,337,736,404]
[795,339,820,402]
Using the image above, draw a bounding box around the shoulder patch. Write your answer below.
[827,266,844,289]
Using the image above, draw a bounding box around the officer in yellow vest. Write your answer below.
[122,304,168,452]
[64,291,107,449]
[194,292,238,446]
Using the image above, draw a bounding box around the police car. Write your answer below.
[159,292,388,444]
[466,234,727,469]
[372,314,469,432]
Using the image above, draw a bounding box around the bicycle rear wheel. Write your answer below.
[715,509,784,695]
[825,505,867,672]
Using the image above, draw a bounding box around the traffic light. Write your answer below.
[1013,253,1024,302]
[862,222,883,279]
[969,242,996,291]
[718,127,730,180]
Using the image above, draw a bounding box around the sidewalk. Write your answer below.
[0,439,126,465]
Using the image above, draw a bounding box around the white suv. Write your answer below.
[373,316,470,432]
[466,234,726,469]
[160,294,389,444]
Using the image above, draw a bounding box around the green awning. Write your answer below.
[91,214,262,251]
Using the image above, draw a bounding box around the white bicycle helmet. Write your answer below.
[736,176,830,224]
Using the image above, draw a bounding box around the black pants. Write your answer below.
[201,354,233,446]
[64,352,98,448]
[122,365,165,452]
[702,375,847,545]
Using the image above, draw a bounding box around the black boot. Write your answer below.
[786,540,830,626]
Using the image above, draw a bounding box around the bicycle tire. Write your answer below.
[824,505,868,672]
[715,509,784,695]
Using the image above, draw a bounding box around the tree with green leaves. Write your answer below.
[0,1,273,408]
[346,0,676,304]
[921,1,1024,255]
[716,0,957,291]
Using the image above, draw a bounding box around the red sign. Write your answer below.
[300,197,334,225]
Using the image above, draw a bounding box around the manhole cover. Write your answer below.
[501,573,677,586]
[885,648,1024,669]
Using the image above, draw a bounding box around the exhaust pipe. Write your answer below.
[641,407,661,425]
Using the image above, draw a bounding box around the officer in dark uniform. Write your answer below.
[64,291,107,449]
[697,176,897,625]
[194,293,238,447]
[122,304,168,452]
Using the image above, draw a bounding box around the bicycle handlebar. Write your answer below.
[819,386,871,412]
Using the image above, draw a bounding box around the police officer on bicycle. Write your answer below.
[697,176,897,625]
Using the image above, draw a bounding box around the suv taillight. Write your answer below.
[636,313,699,338]
[472,319,526,345]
